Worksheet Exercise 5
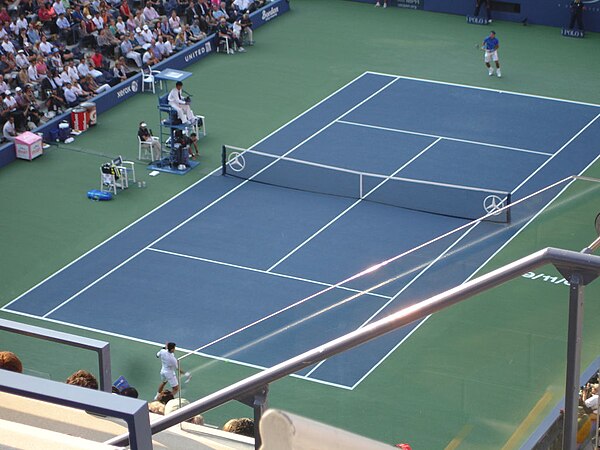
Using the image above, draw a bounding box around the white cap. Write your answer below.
[86,14,92,19]
[135,27,141,33]
[15,87,21,92]
[143,24,149,30]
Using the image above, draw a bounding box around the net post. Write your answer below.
[221,145,227,176]
[506,193,512,223]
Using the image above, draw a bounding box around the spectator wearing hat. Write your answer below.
[15,50,29,70]
[140,24,153,44]
[138,121,161,160]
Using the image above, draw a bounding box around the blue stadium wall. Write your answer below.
[351,0,600,31]
[0,0,290,169]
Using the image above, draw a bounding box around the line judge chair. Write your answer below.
[141,66,162,94]
[138,135,160,161]
[100,156,136,194]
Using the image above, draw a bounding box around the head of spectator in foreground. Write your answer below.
[119,387,139,398]
[66,370,99,390]
[0,351,23,373]
[156,389,174,404]
[222,418,254,437]
[148,400,165,415]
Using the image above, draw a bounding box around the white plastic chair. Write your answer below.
[141,67,162,93]
[138,135,160,161]
[100,156,136,194]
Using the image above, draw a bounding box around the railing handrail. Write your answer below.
[105,246,600,447]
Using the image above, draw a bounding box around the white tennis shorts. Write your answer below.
[160,370,178,387]
[484,50,499,63]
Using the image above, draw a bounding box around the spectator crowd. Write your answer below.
[0,0,265,141]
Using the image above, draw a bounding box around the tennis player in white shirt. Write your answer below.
[155,342,191,400]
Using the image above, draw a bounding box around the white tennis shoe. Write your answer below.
[488,68,494,76]
[496,69,502,78]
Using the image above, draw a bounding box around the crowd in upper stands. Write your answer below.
[0,0,266,140]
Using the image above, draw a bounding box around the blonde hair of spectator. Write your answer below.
[0,351,23,373]
[148,401,166,415]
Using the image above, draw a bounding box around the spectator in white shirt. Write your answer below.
[116,16,127,34]
[233,0,252,12]
[63,82,79,106]
[3,115,16,141]
[52,0,66,16]
[141,24,153,43]
[66,61,79,81]
[92,13,104,30]
[27,65,39,83]
[1,37,15,54]
[15,50,29,70]
[14,15,28,34]
[39,35,53,55]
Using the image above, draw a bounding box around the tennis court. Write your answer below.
[3,71,600,390]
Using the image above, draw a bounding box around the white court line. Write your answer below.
[343,117,600,389]
[510,113,600,195]
[39,75,402,319]
[1,71,379,314]
[1,308,353,390]
[266,138,442,272]
[337,120,553,157]
[304,220,479,378]
[365,71,600,108]
[147,247,393,300]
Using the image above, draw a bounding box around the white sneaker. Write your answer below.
[488,68,494,76]
[383,2,387,7]
[238,47,246,53]
[228,49,234,55]
[375,1,380,6]
[496,69,502,78]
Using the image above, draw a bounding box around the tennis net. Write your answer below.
[221,145,511,223]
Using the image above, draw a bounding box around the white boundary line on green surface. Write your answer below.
[1,308,352,390]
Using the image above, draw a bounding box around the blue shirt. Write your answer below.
[483,36,499,51]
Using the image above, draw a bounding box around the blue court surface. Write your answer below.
[5,72,600,389]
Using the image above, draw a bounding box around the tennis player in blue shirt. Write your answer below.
[483,31,501,78]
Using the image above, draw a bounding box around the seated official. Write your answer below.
[138,121,161,161]
[167,80,196,124]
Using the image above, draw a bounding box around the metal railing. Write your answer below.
[0,318,112,392]
[0,371,152,449]
[106,246,600,450]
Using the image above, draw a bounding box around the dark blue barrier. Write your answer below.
[349,0,600,32]
[0,0,290,169]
